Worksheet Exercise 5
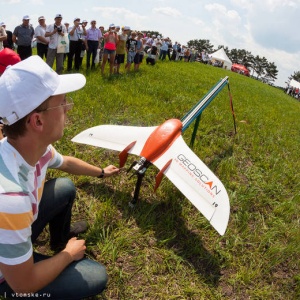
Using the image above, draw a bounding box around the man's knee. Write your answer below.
[44,177,76,204]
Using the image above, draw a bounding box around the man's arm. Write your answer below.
[58,155,120,178]
[35,35,49,44]
[0,237,85,293]
[0,28,7,41]
[12,26,18,43]
[35,28,48,44]
[12,34,17,44]
[45,25,57,38]
[69,25,76,36]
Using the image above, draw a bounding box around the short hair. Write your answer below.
[3,98,50,140]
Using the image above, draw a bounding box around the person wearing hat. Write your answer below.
[12,15,34,60]
[64,21,70,32]
[67,18,87,71]
[45,14,67,74]
[34,16,49,59]
[0,56,120,298]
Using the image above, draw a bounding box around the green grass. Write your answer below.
[39,56,299,299]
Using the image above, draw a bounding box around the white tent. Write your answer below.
[209,48,232,70]
[289,79,300,89]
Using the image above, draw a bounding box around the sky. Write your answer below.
[1,0,299,87]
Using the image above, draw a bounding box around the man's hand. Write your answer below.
[63,237,86,261]
[103,165,120,177]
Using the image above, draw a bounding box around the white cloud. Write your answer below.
[265,0,298,11]
[2,0,21,3]
[189,17,204,26]
[29,0,44,4]
[152,7,182,17]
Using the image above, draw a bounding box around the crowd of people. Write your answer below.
[0,14,206,77]
[285,85,300,99]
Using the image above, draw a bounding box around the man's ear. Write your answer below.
[26,112,44,132]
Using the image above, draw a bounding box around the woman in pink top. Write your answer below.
[101,24,118,75]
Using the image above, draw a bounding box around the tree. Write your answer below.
[216,45,230,55]
[262,62,278,85]
[251,55,268,80]
[186,38,279,84]
[141,30,162,38]
[288,71,300,82]
[228,48,253,69]
[187,39,214,53]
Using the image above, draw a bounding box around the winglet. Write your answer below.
[119,141,137,167]
[154,159,172,191]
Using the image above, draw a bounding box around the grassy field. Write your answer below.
[38,56,299,299]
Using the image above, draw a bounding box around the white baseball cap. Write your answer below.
[123,26,130,31]
[55,14,63,19]
[23,15,30,20]
[0,56,86,125]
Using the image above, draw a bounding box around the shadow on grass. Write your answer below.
[80,176,222,287]
[132,195,222,286]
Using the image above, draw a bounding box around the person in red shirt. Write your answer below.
[101,24,118,75]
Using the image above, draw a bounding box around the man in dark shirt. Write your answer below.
[12,15,34,60]
[125,31,137,72]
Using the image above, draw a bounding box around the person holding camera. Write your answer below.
[101,24,118,75]
[45,14,67,74]
[67,18,86,71]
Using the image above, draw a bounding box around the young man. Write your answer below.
[0,56,120,298]
[125,31,137,72]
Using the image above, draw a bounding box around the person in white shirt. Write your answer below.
[45,14,67,74]
[34,16,49,59]
[67,17,86,71]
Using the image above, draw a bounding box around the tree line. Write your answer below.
[187,39,280,85]
[288,71,300,86]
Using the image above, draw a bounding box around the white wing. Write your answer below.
[71,125,157,156]
[153,136,230,235]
